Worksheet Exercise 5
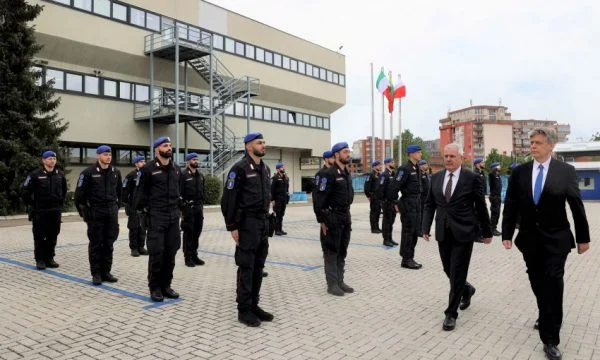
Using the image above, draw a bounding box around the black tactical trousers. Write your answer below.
[127,206,146,251]
[235,215,269,312]
[273,195,288,231]
[146,211,181,291]
[381,201,396,242]
[400,197,421,261]
[32,210,61,262]
[86,205,119,276]
[322,212,351,287]
[369,197,381,231]
[181,205,204,260]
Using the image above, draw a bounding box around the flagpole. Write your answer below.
[381,68,385,160]
[370,63,375,167]
[397,74,402,165]
[388,71,394,161]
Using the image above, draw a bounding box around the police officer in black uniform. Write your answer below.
[180,152,206,267]
[122,155,148,257]
[271,162,289,236]
[134,136,182,302]
[488,162,502,236]
[364,160,383,234]
[314,150,335,252]
[22,150,67,270]
[377,158,398,247]
[473,158,486,195]
[221,132,274,327]
[75,145,122,285]
[389,144,423,270]
[313,142,354,297]
[418,159,430,222]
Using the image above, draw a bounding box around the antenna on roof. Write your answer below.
[499,97,502,106]
[469,99,473,106]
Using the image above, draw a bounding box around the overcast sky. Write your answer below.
[214,0,600,146]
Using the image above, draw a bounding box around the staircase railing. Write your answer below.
[143,26,211,54]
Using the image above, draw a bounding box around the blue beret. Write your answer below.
[244,132,263,144]
[371,160,381,167]
[276,162,284,169]
[418,160,427,165]
[384,158,393,164]
[132,155,145,164]
[96,145,111,154]
[407,144,421,154]
[322,150,333,159]
[473,158,483,165]
[185,152,198,162]
[490,162,500,168]
[331,142,349,153]
[153,136,171,148]
[41,150,56,159]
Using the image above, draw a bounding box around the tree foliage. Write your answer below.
[392,129,430,164]
[0,2,68,215]
[204,175,222,205]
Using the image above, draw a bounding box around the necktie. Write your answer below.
[533,164,544,205]
[445,173,453,201]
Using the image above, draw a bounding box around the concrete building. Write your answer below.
[513,120,571,156]
[31,0,346,192]
[353,136,392,173]
[439,105,570,160]
[439,105,513,161]
[554,142,600,200]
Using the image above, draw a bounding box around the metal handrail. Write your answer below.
[144,26,212,54]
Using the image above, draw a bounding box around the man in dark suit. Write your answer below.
[422,143,492,331]
[502,127,590,360]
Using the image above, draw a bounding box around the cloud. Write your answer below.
[213,0,600,144]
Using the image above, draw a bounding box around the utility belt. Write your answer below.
[244,210,268,219]
[89,200,119,208]
[182,199,203,207]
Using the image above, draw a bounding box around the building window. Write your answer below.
[282,56,290,69]
[176,22,188,39]
[234,102,245,116]
[212,34,223,50]
[290,59,298,72]
[579,177,595,190]
[310,115,317,127]
[333,73,339,84]
[281,110,288,123]
[103,79,117,97]
[68,147,82,164]
[255,47,264,62]
[272,108,280,122]
[324,118,330,129]
[200,31,212,46]
[298,61,306,74]
[235,41,245,56]
[287,111,296,124]
[302,114,310,126]
[317,117,323,128]
[84,148,97,163]
[265,51,273,64]
[313,65,320,78]
[74,0,92,12]
[188,27,200,42]
[273,53,282,67]
[225,38,235,53]
[112,2,127,21]
[130,8,145,27]
[93,0,110,16]
[254,105,263,119]
[245,44,255,59]
[326,70,333,82]
[135,84,149,102]
[339,75,345,86]
[224,104,234,115]
[31,66,43,86]
[46,69,64,90]
[66,73,83,92]
[52,0,70,4]
[263,106,272,121]
[146,12,160,31]
[118,150,131,165]
[320,68,326,80]
[119,82,131,100]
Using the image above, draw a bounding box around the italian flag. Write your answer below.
[375,69,389,94]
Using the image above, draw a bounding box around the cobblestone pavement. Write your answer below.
[1,199,599,360]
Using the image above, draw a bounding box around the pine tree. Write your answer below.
[0,1,68,215]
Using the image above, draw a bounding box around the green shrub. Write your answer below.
[204,175,222,205]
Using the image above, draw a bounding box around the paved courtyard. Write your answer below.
[0,198,599,360]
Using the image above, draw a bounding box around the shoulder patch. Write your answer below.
[77,174,85,188]
[122,178,128,188]
[23,175,31,187]
[319,177,328,191]
[396,170,404,181]
[135,171,142,186]
[226,171,236,189]
[379,176,385,185]
[315,175,320,185]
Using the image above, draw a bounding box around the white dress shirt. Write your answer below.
[532,157,551,196]
[443,166,461,198]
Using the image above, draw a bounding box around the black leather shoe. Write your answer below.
[543,344,562,360]
[401,261,421,270]
[460,286,476,310]
[45,259,59,268]
[131,249,140,257]
[92,274,102,286]
[442,315,456,331]
[280,230,287,235]
[101,273,118,283]
[162,288,179,299]
[339,282,354,293]
[193,257,205,266]
[185,259,196,267]
[390,240,399,246]
[383,241,395,247]
[371,229,382,234]
[252,306,274,321]
[262,271,268,277]
[238,311,261,327]
[327,284,345,296]
[36,261,46,270]
[492,230,502,236]
[534,319,539,330]
[275,231,284,236]
[150,288,164,302]
[138,248,149,255]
